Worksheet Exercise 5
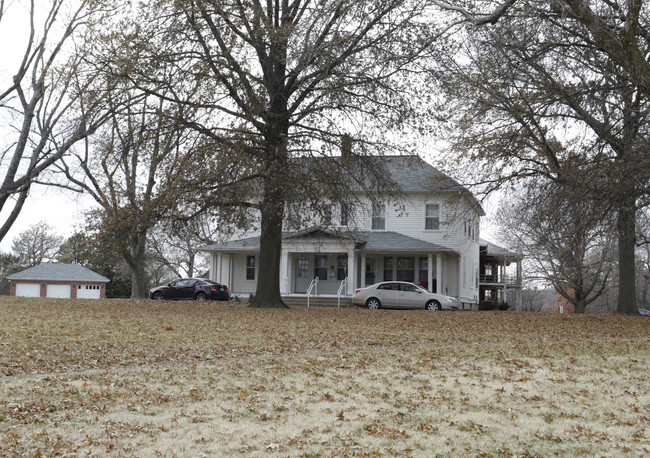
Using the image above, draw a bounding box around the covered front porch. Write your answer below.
[203,228,458,299]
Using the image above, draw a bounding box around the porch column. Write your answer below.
[427,254,433,292]
[346,250,356,295]
[280,250,289,294]
[436,253,443,294]
[361,254,367,288]
[216,253,222,283]
[287,253,294,294]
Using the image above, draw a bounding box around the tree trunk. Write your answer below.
[574,293,586,314]
[126,234,149,299]
[250,182,288,308]
[617,197,638,314]
[130,261,149,299]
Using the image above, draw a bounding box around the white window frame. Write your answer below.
[340,203,349,227]
[371,203,386,230]
[425,204,440,230]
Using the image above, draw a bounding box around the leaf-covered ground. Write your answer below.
[0,297,649,456]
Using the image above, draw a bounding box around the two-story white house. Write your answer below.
[201,155,484,309]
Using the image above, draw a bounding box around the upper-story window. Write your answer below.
[323,204,333,225]
[286,203,299,231]
[371,203,385,230]
[340,203,349,227]
[425,204,440,230]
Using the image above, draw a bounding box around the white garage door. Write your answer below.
[46,284,71,298]
[15,283,41,297]
[77,284,101,299]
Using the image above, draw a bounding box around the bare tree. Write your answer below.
[497,181,616,313]
[0,0,124,243]
[120,0,456,307]
[148,217,218,279]
[517,288,550,312]
[435,1,650,314]
[11,221,62,267]
[60,89,198,298]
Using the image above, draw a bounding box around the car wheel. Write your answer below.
[425,300,441,311]
[366,297,381,309]
[195,292,207,301]
[152,291,164,300]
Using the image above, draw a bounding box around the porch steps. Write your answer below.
[282,295,352,308]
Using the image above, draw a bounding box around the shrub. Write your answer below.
[480,300,510,311]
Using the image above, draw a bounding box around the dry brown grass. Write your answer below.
[0,297,649,456]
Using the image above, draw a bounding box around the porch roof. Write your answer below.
[354,231,455,253]
[201,230,455,254]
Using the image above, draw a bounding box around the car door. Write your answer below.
[167,279,191,299]
[376,283,401,308]
[399,283,423,308]
[178,279,198,299]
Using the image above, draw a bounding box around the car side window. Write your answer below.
[401,284,416,292]
[378,283,399,291]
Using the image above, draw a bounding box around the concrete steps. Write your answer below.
[281,295,352,308]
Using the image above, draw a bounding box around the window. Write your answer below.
[425,204,439,230]
[383,257,393,281]
[396,256,415,282]
[286,203,299,230]
[246,256,256,280]
[323,204,333,225]
[340,204,349,227]
[418,257,428,285]
[485,264,493,276]
[371,203,385,230]
[314,255,328,280]
[337,255,347,281]
[297,258,309,278]
[378,283,399,291]
[401,283,417,292]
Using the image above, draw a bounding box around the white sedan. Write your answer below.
[352,281,459,310]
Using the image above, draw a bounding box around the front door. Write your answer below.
[365,256,376,286]
[294,257,310,293]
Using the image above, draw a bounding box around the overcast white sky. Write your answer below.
[0,1,501,254]
[0,1,96,251]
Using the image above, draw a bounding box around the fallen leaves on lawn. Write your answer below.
[0,297,649,456]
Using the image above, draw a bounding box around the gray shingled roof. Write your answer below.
[201,236,262,252]
[382,155,462,192]
[354,231,454,253]
[8,263,110,282]
[291,155,484,215]
[202,229,455,254]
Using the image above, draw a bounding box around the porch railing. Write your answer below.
[306,277,319,308]
[479,275,521,287]
[337,278,348,309]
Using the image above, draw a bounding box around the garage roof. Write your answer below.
[8,263,110,282]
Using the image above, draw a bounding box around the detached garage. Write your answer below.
[8,263,109,299]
